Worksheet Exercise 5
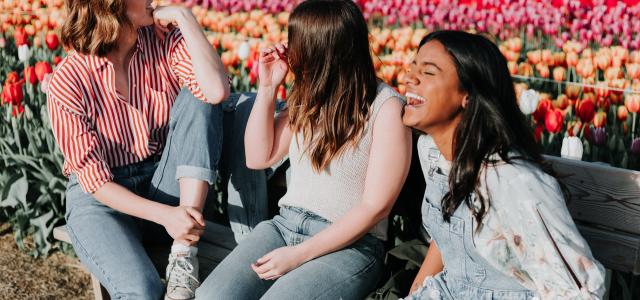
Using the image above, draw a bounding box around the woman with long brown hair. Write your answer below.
[196,0,411,298]
[402,31,605,299]
[47,0,229,299]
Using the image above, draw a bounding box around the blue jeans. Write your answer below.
[196,206,385,300]
[65,90,268,299]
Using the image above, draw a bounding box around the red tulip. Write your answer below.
[1,83,24,106]
[6,71,20,84]
[45,32,59,50]
[534,124,544,143]
[576,99,596,123]
[278,85,286,100]
[11,104,24,117]
[533,98,552,123]
[545,109,563,134]
[53,56,62,65]
[35,61,53,82]
[13,27,28,46]
[24,66,37,85]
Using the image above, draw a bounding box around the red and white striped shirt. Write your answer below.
[47,27,211,193]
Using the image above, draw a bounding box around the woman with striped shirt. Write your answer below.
[47,0,229,299]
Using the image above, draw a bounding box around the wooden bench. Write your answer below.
[546,156,640,275]
[53,155,640,299]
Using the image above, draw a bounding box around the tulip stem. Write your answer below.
[633,112,637,140]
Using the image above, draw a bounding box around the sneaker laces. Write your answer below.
[167,255,199,293]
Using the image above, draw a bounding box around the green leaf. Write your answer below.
[2,175,28,210]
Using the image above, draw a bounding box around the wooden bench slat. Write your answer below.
[577,224,640,275]
[547,156,640,235]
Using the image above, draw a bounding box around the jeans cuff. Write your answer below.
[175,165,217,185]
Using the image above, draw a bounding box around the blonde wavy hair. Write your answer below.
[61,0,130,56]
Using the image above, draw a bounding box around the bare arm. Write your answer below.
[154,6,229,104]
[409,242,444,294]
[244,43,292,169]
[93,183,205,244]
[252,97,412,279]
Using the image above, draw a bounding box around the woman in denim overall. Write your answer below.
[401,31,606,299]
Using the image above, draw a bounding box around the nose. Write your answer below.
[403,66,419,86]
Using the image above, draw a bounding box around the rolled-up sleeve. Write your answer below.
[166,28,209,103]
[47,75,113,193]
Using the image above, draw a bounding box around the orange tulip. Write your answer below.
[595,82,610,99]
[627,63,640,80]
[566,51,579,67]
[518,62,533,77]
[527,50,542,65]
[566,84,581,100]
[605,67,623,81]
[508,61,518,75]
[630,50,640,64]
[595,54,611,70]
[536,64,550,78]
[507,37,522,52]
[625,94,640,113]
[553,52,566,66]
[542,49,554,66]
[618,105,629,122]
[612,46,629,62]
[554,94,570,110]
[553,67,566,82]
[582,77,596,93]
[593,111,607,128]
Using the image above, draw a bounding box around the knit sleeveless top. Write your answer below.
[278,82,402,240]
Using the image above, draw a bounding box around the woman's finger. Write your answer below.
[188,228,204,236]
[260,270,282,280]
[251,261,273,275]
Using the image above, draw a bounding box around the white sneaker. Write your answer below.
[165,251,199,300]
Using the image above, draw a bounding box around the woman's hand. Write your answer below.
[159,206,205,245]
[251,245,308,280]
[152,5,190,40]
[258,43,289,89]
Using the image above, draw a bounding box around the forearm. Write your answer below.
[296,202,389,263]
[410,242,443,292]
[244,86,277,168]
[93,182,169,225]
[175,8,229,103]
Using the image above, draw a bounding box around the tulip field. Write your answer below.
[1,0,640,270]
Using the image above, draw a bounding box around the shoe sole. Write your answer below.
[164,295,194,300]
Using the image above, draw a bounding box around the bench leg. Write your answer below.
[91,274,110,300]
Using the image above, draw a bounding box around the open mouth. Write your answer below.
[405,92,427,107]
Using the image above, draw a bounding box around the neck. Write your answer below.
[428,116,462,162]
[106,26,138,67]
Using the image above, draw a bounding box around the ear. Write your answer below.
[461,94,470,109]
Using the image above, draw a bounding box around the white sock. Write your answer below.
[171,243,198,256]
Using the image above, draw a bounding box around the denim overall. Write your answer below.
[418,144,537,300]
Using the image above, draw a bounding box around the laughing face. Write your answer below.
[402,40,468,135]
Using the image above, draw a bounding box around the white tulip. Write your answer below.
[561,136,583,160]
[518,89,539,115]
[237,41,250,61]
[18,44,30,62]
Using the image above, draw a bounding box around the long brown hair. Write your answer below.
[61,0,130,56]
[287,0,379,172]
